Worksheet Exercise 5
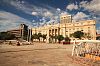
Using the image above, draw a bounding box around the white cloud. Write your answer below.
[8,0,55,17]
[32,20,35,22]
[0,11,20,21]
[32,12,38,16]
[57,8,61,12]
[73,12,89,21]
[66,3,78,10]
[1,0,70,27]
[79,0,100,25]
[41,17,46,22]
[80,0,100,14]
[44,11,53,17]
[2,0,34,15]
[0,11,33,32]
[60,12,69,16]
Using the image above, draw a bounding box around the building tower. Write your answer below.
[60,15,72,23]
[20,24,28,40]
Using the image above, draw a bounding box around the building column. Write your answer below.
[53,29,55,43]
[58,28,60,35]
[63,28,66,37]
[46,29,49,43]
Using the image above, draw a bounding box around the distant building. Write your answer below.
[32,14,96,43]
[8,24,29,40]
[7,29,21,38]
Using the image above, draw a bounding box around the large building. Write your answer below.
[20,24,28,39]
[7,29,21,38]
[32,15,96,43]
[7,24,29,40]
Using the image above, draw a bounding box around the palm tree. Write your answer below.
[32,33,38,41]
[32,33,42,42]
[49,35,55,43]
[42,34,47,42]
[37,33,42,42]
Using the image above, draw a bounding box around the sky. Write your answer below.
[0,0,100,33]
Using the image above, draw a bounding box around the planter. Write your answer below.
[94,56,100,61]
[85,54,100,61]
[63,42,70,45]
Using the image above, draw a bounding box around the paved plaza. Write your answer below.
[0,43,99,66]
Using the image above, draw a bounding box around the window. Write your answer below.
[88,27,90,30]
[64,17,66,18]
[81,23,83,25]
[77,28,79,30]
[88,27,90,28]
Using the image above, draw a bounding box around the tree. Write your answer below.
[37,33,42,42]
[42,34,47,42]
[71,31,84,39]
[32,33,38,41]
[54,35,58,43]
[96,36,100,40]
[32,33,42,42]
[50,35,55,39]
[49,35,55,43]
[57,35,64,43]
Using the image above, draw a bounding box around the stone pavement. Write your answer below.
[0,43,73,53]
[0,43,98,66]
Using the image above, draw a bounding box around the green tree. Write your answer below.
[50,35,55,39]
[71,31,84,39]
[96,36,100,40]
[37,33,42,42]
[54,35,58,43]
[32,33,37,41]
[49,35,55,43]
[57,35,64,43]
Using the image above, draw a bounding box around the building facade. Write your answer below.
[20,24,28,39]
[8,24,29,40]
[32,15,96,43]
[7,29,21,38]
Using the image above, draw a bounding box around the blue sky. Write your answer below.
[0,0,100,33]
